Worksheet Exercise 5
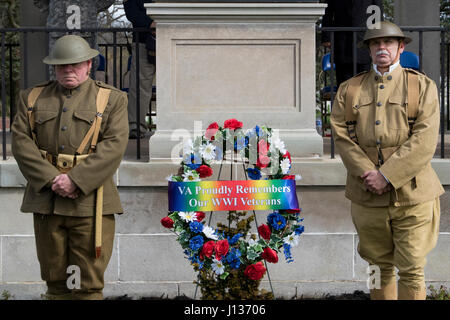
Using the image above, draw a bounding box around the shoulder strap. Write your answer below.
[407,70,419,122]
[345,72,367,123]
[76,88,111,155]
[27,86,46,144]
[344,72,367,144]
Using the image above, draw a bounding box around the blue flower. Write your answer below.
[255,125,260,137]
[184,153,202,170]
[234,136,248,151]
[189,221,204,234]
[267,212,286,231]
[214,146,224,160]
[225,248,242,269]
[228,233,242,245]
[189,235,204,251]
[184,249,204,269]
[283,243,294,263]
[247,167,261,180]
[295,225,305,235]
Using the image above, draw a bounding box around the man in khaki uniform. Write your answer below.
[330,21,444,300]
[11,35,129,299]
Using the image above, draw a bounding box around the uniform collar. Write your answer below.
[370,62,403,83]
[57,77,93,96]
[372,60,400,76]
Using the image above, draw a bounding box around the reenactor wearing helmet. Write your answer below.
[11,35,129,299]
[331,21,444,300]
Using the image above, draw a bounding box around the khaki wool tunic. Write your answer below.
[12,78,129,217]
[331,66,444,207]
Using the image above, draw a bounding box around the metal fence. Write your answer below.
[0,26,449,161]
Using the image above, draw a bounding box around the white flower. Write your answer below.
[200,142,216,161]
[211,258,225,275]
[166,174,174,181]
[182,170,200,182]
[202,226,219,240]
[295,174,302,181]
[269,136,286,155]
[247,235,258,246]
[183,138,194,154]
[179,211,197,222]
[280,158,291,174]
[284,233,300,247]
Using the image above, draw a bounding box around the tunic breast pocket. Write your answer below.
[354,95,373,137]
[69,110,96,149]
[34,110,59,149]
[387,95,409,130]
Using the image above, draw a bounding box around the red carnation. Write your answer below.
[282,175,296,180]
[256,154,270,169]
[223,119,243,130]
[200,240,215,260]
[244,262,266,280]
[283,150,291,163]
[214,239,229,261]
[160,216,174,229]
[196,165,213,178]
[205,122,219,140]
[258,224,271,240]
[195,211,206,222]
[257,140,270,155]
[261,247,278,263]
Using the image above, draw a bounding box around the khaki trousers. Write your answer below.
[351,198,440,300]
[33,213,115,300]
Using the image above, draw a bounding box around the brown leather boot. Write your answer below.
[370,281,398,300]
[398,282,427,300]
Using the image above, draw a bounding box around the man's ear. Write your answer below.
[86,59,93,75]
[398,40,405,55]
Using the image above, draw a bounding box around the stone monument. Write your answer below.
[146,1,327,161]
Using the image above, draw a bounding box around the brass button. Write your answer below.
[62,107,68,112]
[63,161,67,167]
[380,85,385,89]
[377,102,382,107]
[387,75,392,80]
[60,145,65,151]
[375,120,381,125]
[61,126,67,131]
[375,76,379,81]
[376,140,381,145]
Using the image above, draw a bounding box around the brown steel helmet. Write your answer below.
[358,21,412,48]
[43,34,99,65]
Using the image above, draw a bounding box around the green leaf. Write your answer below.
[246,248,260,261]
[220,272,229,280]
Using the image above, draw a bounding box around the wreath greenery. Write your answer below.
[161,119,304,299]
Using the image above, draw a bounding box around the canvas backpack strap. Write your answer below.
[26,86,46,144]
[407,70,419,136]
[344,72,367,144]
[76,87,111,155]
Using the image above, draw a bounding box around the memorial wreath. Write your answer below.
[161,119,304,299]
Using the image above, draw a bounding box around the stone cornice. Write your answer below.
[145,2,328,23]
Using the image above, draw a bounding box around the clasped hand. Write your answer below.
[361,170,391,195]
[52,174,79,199]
